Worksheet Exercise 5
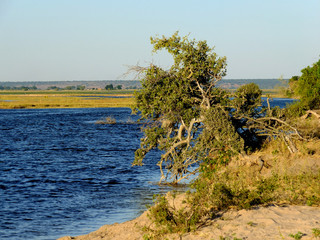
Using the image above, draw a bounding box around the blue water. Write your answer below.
[262,97,296,108]
[0,108,174,240]
[0,98,295,240]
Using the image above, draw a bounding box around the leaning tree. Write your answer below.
[131,32,246,183]
[131,32,305,183]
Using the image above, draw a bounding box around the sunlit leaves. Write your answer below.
[132,32,227,182]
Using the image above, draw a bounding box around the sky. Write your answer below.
[0,0,319,82]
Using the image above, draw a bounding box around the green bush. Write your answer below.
[286,59,320,115]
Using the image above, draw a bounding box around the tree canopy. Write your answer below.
[287,59,320,112]
[132,32,233,182]
[130,33,320,237]
[132,32,299,184]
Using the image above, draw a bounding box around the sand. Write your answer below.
[57,204,320,240]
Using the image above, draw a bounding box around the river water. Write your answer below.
[0,98,295,240]
[0,108,174,240]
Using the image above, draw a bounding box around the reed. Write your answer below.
[261,88,286,98]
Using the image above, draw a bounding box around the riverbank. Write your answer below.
[58,145,320,240]
[0,89,285,109]
[0,91,134,108]
[58,202,320,240]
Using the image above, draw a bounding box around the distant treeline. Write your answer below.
[47,85,86,90]
[0,85,38,90]
[0,79,287,91]
[0,80,141,90]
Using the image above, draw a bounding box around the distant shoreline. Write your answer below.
[0,91,135,109]
[0,78,286,91]
[0,89,288,109]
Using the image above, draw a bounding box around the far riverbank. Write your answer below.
[0,89,287,109]
[0,90,134,109]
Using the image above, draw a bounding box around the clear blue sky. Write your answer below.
[0,0,319,81]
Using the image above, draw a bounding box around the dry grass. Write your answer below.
[0,93,134,109]
[0,88,287,109]
[290,116,320,139]
[95,116,117,124]
[144,135,320,238]
[261,89,287,98]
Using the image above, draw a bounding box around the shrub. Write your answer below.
[95,116,116,124]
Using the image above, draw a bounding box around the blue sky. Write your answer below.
[0,0,319,81]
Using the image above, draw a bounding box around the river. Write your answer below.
[0,98,295,239]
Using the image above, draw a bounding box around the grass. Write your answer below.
[95,116,117,124]
[0,88,286,109]
[0,89,135,95]
[261,88,287,98]
[313,228,320,238]
[0,90,135,109]
[143,137,320,239]
[145,173,320,239]
[288,231,305,239]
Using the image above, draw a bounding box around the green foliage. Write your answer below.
[46,85,86,91]
[148,195,176,232]
[105,84,114,90]
[132,32,228,183]
[231,83,264,151]
[288,231,304,240]
[232,83,262,117]
[76,85,86,90]
[133,32,266,183]
[142,234,152,240]
[191,172,278,211]
[219,236,243,240]
[199,149,233,180]
[247,221,257,227]
[286,59,320,115]
[312,228,320,238]
[285,75,299,97]
[0,85,37,90]
[145,153,320,236]
[198,106,245,156]
[133,33,320,238]
[296,59,320,108]
[104,84,122,90]
[284,101,305,118]
[147,194,202,235]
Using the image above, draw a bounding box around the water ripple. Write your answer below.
[0,108,163,240]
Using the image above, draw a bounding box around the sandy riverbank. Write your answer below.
[58,203,320,240]
[58,142,320,240]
